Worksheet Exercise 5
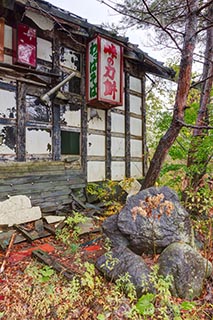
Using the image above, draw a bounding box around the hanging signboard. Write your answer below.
[86,35,123,109]
[13,23,37,68]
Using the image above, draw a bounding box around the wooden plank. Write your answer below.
[52,33,61,161]
[32,249,78,280]
[16,82,26,161]
[141,74,147,176]
[106,109,111,180]
[124,72,131,178]
[81,53,88,179]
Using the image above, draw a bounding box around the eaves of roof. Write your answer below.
[16,0,175,80]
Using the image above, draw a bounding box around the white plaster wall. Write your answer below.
[130,117,142,136]
[4,54,12,64]
[87,134,105,156]
[111,161,125,181]
[111,136,125,157]
[87,161,105,182]
[88,108,105,131]
[114,92,125,111]
[131,161,143,178]
[37,37,52,62]
[130,76,141,93]
[130,94,142,115]
[0,89,16,118]
[4,25,12,49]
[26,128,51,154]
[131,139,142,157]
[111,112,125,133]
[62,108,81,127]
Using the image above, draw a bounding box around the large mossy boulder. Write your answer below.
[96,246,153,297]
[158,242,213,299]
[103,186,192,255]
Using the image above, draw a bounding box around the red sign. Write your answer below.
[13,24,36,68]
[86,35,123,109]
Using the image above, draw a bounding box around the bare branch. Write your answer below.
[177,119,213,130]
[141,0,182,51]
[190,74,213,88]
[196,0,213,14]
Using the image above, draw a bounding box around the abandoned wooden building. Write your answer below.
[0,0,174,212]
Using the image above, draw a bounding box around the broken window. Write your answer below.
[0,124,16,155]
[61,130,80,155]
[60,47,81,72]
[61,71,81,95]
[26,95,51,122]
[0,86,16,119]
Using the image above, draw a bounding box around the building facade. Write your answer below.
[0,0,174,212]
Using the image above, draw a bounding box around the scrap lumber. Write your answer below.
[32,249,79,280]
[0,233,16,273]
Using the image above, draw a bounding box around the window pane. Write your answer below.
[0,125,16,154]
[0,89,16,119]
[26,95,51,122]
[61,131,80,155]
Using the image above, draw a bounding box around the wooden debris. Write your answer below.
[32,249,79,280]
[0,230,25,250]
[0,233,16,273]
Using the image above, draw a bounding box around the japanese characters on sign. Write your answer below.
[86,35,123,108]
[13,23,37,68]
[88,37,98,101]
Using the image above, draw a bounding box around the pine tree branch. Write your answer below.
[177,119,213,130]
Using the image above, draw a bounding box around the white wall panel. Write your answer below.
[37,37,52,62]
[88,108,105,130]
[87,161,105,182]
[26,128,51,154]
[111,161,125,181]
[62,108,81,127]
[130,76,141,93]
[111,137,125,157]
[131,139,142,157]
[4,54,12,64]
[131,162,143,178]
[87,134,105,156]
[4,25,12,49]
[111,112,125,133]
[130,117,142,136]
[130,95,141,115]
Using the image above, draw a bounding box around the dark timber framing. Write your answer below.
[125,72,131,178]
[16,82,26,161]
[106,109,111,180]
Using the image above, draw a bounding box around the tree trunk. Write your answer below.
[186,3,213,188]
[141,0,199,189]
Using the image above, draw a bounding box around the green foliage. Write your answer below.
[133,265,197,319]
[86,180,125,215]
[86,180,118,203]
[56,210,87,246]
[135,293,155,316]
[180,301,196,311]
[115,273,137,301]
[25,264,55,283]
[24,261,81,319]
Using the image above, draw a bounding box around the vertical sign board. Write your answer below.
[87,35,123,108]
[13,23,36,68]
[0,18,4,62]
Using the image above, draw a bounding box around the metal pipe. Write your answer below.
[40,71,76,105]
